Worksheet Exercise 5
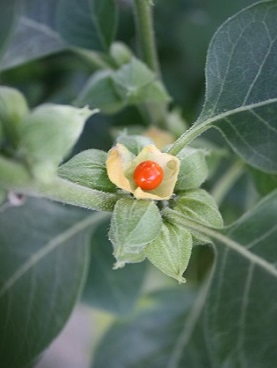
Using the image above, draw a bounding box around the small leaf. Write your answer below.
[0,86,29,147]
[174,189,223,228]
[82,218,147,315]
[112,58,170,105]
[75,70,125,114]
[0,199,91,368]
[116,134,153,155]
[109,198,162,267]
[58,149,116,192]
[175,147,208,192]
[91,0,118,50]
[145,220,193,283]
[18,104,96,181]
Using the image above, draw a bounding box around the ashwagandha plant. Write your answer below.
[0,0,277,367]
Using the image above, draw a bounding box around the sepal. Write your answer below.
[145,219,192,283]
[58,149,116,192]
[109,198,162,267]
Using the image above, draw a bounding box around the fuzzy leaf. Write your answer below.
[0,86,29,147]
[58,149,116,192]
[145,220,192,283]
[109,198,162,267]
[205,189,277,368]
[112,58,170,105]
[18,104,95,181]
[82,218,147,315]
[0,199,92,368]
[199,1,277,173]
[57,0,117,51]
[175,147,208,192]
[75,70,125,114]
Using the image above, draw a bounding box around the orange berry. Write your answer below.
[133,160,164,190]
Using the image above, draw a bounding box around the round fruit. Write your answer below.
[133,160,164,190]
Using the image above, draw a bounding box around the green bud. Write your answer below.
[112,58,170,105]
[109,198,162,268]
[75,70,125,114]
[18,104,96,182]
[110,41,133,66]
[173,189,223,244]
[145,220,192,283]
[175,147,208,192]
[58,149,116,192]
[0,86,29,147]
[116,134,153,155]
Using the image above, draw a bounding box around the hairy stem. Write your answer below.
[133,0,160,75]
[0,156,121,212]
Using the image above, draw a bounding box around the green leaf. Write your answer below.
[112,58,171,105]
[175,147,208,191]
[92,288,212,368]
[200,1,277,173]
[145,220,192,283]
[173,189,223,228]
[75,70,125,114]
[249,166,277,196]
[0,0,66,71]
[0,86,29,147]
[170,1,277,173]
[58,149,116,192]
[116,134,153,155]
[57,0,117,51]
[110,41,133,66]
[18,104,95,181]
[173,189,223,245]
[205,189,277,368]
[91,0,118,50]
[0,0,19,62]
[82,218,147,315]
[109,198,162,267]
[0,199,92,368]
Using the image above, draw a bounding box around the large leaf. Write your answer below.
[92,287,212,368]
[92,190,277,367]
[0,199,99,368]
[56,0,117,51]
[171,1,277,173]
[0,0,66,71]
[82,218,147,315]
[0,0,19,63]
[200,1,277,173]
[205,189,277,368]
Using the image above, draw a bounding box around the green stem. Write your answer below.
[133,0,160,75]
[211,160,244,206]
[167,123,211,156]
[0,156,121,212]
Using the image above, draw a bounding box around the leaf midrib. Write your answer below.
[0,211,108,298]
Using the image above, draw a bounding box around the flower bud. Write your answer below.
[18,104,97,181]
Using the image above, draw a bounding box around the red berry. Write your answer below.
[133,160,164,190]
